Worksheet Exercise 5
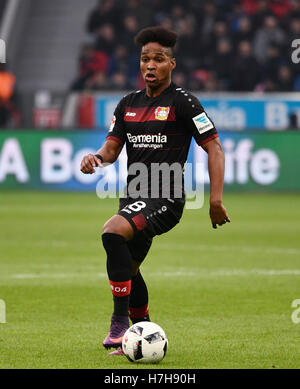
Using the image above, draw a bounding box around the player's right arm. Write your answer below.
[80,139,123,174]
[80,96,127,175]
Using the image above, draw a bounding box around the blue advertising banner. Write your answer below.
[94,93,300,130]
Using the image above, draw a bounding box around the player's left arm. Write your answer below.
[201,137,231,229]
[176,90,230,228]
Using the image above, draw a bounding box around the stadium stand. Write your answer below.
[0,0,299,129]
[71,0,300,93]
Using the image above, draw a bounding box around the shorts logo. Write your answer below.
[126,112,136,117]
[109,115,116,132]
[155,107,170,121]
[192,112,214,134]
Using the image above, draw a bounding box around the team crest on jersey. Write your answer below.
[109,115,116,132]
[155,107,170,121]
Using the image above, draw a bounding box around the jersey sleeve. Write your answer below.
[106,97,126,146]
[176,92,218,146]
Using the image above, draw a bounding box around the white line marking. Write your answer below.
[148,269,300,277]
[1,240,299,256]
[8,272,107,279]
[155,243,300,256]
[1,269,299,280]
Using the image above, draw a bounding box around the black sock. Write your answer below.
[102,233,132,317]
[129,271,150,323]
[113,296,130,317]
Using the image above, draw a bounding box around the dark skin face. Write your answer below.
[140,42,176,98]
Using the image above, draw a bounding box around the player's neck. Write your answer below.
[146,80,171,98]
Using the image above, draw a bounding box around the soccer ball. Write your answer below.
[122,321,168,363]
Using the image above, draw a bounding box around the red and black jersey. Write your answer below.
[106,82,218,198]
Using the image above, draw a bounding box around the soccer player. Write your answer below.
[80,26,230,355]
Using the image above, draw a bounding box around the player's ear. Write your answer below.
[170,57,176,71]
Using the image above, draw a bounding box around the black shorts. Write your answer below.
[118,197,185,263]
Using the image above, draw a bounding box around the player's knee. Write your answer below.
[102,224,124,239]
[102,216,134,240]
[102,220,115,235]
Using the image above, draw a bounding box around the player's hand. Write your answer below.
[209,201,231,229]
[80,154,103,174]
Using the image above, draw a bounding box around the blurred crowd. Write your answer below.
[0,64,20,128]
[71,0,300,93]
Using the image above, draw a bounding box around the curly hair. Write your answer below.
[134,26,178,56]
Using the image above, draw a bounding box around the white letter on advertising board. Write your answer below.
[41,139,73,183]
[0,139,29,183]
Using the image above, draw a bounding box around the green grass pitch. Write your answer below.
[0,191,299,369]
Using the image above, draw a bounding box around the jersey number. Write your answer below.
[122,201,146,214]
